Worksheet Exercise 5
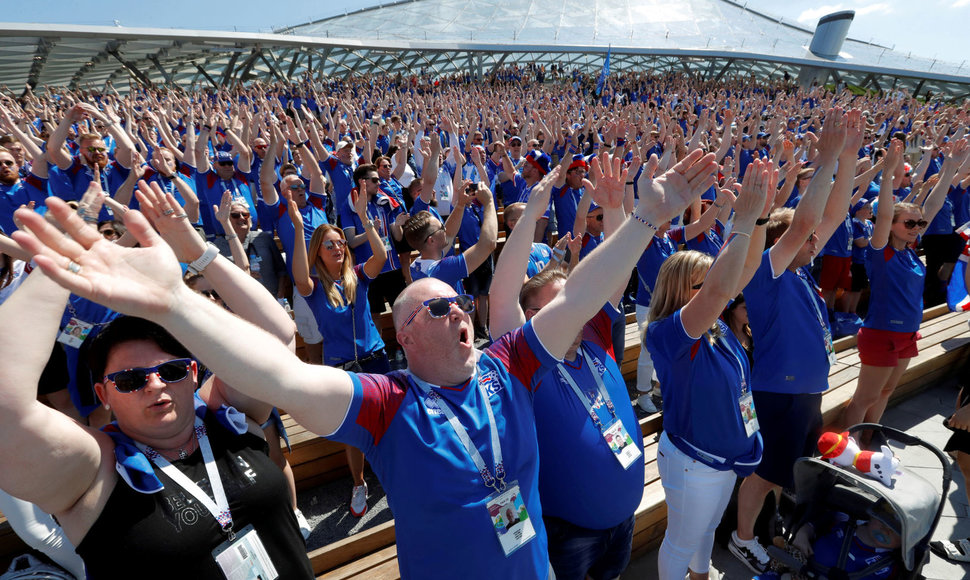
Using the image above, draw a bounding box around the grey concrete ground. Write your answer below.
[295,378,970,578]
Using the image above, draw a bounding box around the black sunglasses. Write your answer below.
[201,289,220,300]
[363,176,380,184]
[100,228,117,237]
[218,161,234,167]
[230,212,250,219]
[0,160,15,167]
[902,219,928,229]
[589,214,603,221]
[104,358,193,393]
[403,294,475,327]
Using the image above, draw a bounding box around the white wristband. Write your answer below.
[186,243,220,275]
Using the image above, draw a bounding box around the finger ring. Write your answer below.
[76,206,87,217]
[66,260,82,274]
[162,208,176,216]
[174,213,189,219]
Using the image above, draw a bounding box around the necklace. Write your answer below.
[154,433,199,461]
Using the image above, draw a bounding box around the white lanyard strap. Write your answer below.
[138,416,235,540]
[796,268,828,331]
[409,370,507,493]
[717,333,748,394]
[556,347,616,432]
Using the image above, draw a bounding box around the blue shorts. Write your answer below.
[751,391,822,489]
[545,514,635,580]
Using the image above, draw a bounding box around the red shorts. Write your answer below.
[819,255,852,291]
[857,327,921,367]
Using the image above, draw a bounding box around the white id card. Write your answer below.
[486,481,536,556]
[824,326,837,366]
[57,318,93,348]
[603,419,642,469]
[211,524,279,580]
[739,392,760,437]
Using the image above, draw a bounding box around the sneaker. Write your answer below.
[350,482,369,517]
[638,390,659,414]
[729,531,770,574]
[685,563,720,579]
[294,508,311,541]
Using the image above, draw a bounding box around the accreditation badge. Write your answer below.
[603,419,642,469]
[56,318,93,348]
[486,481,536,556]
[738,391,760,437]
[211,524,279,580]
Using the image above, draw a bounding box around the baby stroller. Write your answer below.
[766,423,951,579]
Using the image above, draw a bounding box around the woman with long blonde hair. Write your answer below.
[645,160,771,580]
[288,188,388,518]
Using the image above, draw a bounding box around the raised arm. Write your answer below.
[680,159,769,338]
[490,168,560,339]
[768,109,846,274]
[46,104,84,170]
[14,197,350,435]
[461,183,498,272]
[816,109,866,245]
[922,139,970,225]
[531,149,717,359]
[871,141,905,250]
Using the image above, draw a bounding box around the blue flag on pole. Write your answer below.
[596,47,611,96]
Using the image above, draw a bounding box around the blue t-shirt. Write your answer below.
[324,157,356,218]
[863,244,925,333]
[647,311,762,474]
[0,174,48,235]
[331,321,558,579]
[852,219,873,264]
[950,186,969,227]
[411,254,468,294]
[527,243,553,278]
[821,214,854,258]
[260,191,330,276]
[744,250,831,395]
[304,264,384,366]
[635,230,679,306]
[194,169,257,237]
[533,306,644,529]
[551,184,584,237]
[669,220,724,257]
[579,232,603,261]
[341,193,404,274]
[925,194,955,236]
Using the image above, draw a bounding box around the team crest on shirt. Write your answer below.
[590,355,608,377]
[481,370,503,397]
[424,394,442,415]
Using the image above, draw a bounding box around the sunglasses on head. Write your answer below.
[230,212,250,219]
[104,358,193,393]
[322,239,346,250]
[403,294,475,327]
[901,219,928,229]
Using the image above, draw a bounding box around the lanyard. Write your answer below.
[409,369,507,493]
[717,333,748,394]
[137,416,235,540]
[555,347,616,432]
[795,268,828,333]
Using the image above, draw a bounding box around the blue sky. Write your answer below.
[6,0,967,69]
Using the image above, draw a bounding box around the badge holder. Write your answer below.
[738,391,760,438]
[211,524,279,580]
[603,420,641,469]
[485,481,536,556]
[57,317,93,348]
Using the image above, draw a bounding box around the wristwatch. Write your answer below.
[186,243,220,275]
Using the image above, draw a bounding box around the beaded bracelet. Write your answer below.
[631,212,659,231]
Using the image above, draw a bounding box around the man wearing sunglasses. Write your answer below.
[0,148,49,237]
[12,148,717,579]
[47,103,137,209]
[192,120,256,239]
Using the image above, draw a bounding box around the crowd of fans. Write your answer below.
[1,66,970,579]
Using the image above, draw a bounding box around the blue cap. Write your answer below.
[214,151,233,164]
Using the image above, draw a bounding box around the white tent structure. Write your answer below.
[0,0,967,97]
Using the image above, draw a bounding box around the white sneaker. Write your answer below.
[638,393,659,414]
[350,482,369,517]
[685,563,720,579]
[729,531,770,574]
[294,508,311,541]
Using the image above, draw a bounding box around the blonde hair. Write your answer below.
[307,224,358,309]
[648,251,713,324]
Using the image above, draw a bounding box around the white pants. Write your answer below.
[0,489,86,579]
[292,291,323,344]
[656,432,737,580]
[635,305,656,393]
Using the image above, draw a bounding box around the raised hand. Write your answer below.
[134,179,204,263]
[840,109,864,158]
[214,190,233,225]
[12,197,186,320]
[583,152,627,209]
[636,149,718,225]
[815,108,847,162]
[734,159,770,226]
